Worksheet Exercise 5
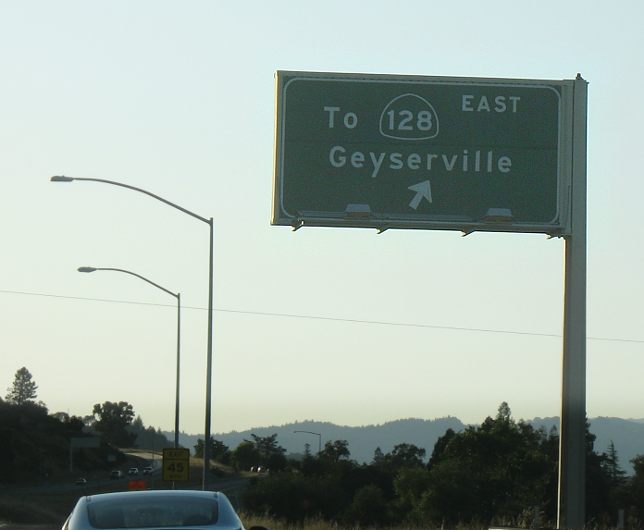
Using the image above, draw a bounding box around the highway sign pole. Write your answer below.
[557,75,588,530]
[274,71,589,528]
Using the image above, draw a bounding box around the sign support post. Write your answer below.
[274,70,589,529]
[557,75,588,530]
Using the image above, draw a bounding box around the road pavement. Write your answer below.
[1,525,60,530]
[1,474,252,530]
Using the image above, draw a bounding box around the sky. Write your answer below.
[1,1,643,439]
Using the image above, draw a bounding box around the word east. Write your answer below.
[461,95,521,113]
[328,145,512,179]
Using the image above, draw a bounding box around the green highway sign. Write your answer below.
[272,71,576,234]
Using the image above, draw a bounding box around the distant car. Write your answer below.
[75,477,87,485]
[61,489,270,530]
[142,466,153,475]
[127,467,139,475]
[109,470,123,479]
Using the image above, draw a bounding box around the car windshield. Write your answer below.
[87,494,219,528]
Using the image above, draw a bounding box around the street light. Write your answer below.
[294,430,322,454]
[51,175,215,489]
[78,266,181,449]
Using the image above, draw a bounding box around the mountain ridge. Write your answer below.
[165,415,644,474]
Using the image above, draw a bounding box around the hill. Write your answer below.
[175,417,465,464]
[170,415,644,474]
[531,416,644,474]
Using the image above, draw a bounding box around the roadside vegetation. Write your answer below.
[204,402,644,529]
[3,366,644,529]
[0,367,171,485]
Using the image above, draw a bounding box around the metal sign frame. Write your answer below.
[558,75,588,530]
[273,70,576,236]
[272,70,589,529]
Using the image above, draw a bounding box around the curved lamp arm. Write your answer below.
[78,266,179,299]
[52,175,210,226]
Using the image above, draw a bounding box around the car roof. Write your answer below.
[68,490,243,530]
[86,490,220,503]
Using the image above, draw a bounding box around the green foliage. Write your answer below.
[420,404,557,525]
[345,484,388,526]
[603,440,627,484]
[249,433,283,456]
[127,416,174,452]
[244,440,395,525]
[92,400,136,447]
[244,404,642,528]
[320,439,350,463]
[5,367,38,405]
[428,427,457,467]
[374,443,426,470]
[599,438,629,518]
[393,466,432,523]
[238,433,288,471]
[0,400,118,484]
[233,440,261,471]
[584,420,618,523]
[194,436,230,463]
[629,454,644,521]
[244,472,346,523]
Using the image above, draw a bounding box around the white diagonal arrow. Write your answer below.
[408,180,432,209]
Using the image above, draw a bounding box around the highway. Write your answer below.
[0,457,252,530]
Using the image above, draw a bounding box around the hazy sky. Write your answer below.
[1,1,643,438]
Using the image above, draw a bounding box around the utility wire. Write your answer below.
[1,288,643,344]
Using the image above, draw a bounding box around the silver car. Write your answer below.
[61,489,267,530]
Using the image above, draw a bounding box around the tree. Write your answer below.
[346,484,388,526]
[5,367,38,405]
[130,415,145,431]
[52,411,85,433]
[602,440,626,485]
[419,403,558,525]
[248,433,285,457]
[428,427,457,468]
[320,440,351,463]
[585,419,614,522]
[232,440,260,471]
[246,433,287,471]
[387,443,426,468]
[92,401,136,447]
[598,440,628,525]
[394,466,433,522]
[629,454,644,521]
[127,417,174,452]
[211,439,231,463]
[243,471,346,523]
[372,446,385,465]
[194,436,230,463]
[496,401,512,422]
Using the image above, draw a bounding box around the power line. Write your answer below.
[1,287,643,344]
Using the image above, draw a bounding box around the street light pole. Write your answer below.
[78,266,181,449]
[294,430,322,454]
[52,175,215,489]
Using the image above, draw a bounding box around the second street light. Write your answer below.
[52,175,215,489]
[294,430,322,454]
[78,266,182,449]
